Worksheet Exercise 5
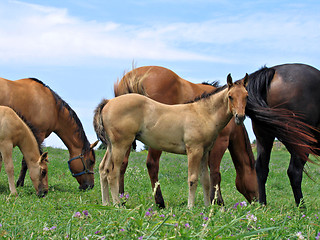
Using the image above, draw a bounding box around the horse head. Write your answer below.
[69,140,98,190]
[227,73,248,125]
[36,152,49,197]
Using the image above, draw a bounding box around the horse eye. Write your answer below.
[228,96,233,101]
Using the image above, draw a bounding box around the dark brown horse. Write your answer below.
[0,77,97,190]
[245,63,320,206]
[114,66,258,208]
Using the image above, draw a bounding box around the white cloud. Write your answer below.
[0,1,319,66]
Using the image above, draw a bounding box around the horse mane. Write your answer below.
[186,84,227,104]
[29,78,91,153]
[201,81,220,88]
[246,66,320,162]
[114,67,150,97]
[11,108,43,154]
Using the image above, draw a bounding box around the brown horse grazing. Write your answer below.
[0,106,49,196]
[245,63,320,206]
[0,77,97,190]
[94,74,248,208]
[114,66,258,208]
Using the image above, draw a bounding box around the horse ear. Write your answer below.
[227,73,233,89]
[243,73,249,87]
[40,152,49,163]
[90,140,99,149]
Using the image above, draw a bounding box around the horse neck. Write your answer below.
[18,125,41,168]
[54,106,89,157]
[195,88,232,129]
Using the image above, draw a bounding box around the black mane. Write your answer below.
[186,84,227,104]
[29,78,91,152]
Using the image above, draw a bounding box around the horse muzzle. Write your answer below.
[37,189,48,198]
[235,114,246,125]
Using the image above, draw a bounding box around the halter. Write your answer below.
[68,153,94,177]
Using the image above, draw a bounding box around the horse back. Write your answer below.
[0,78,58,137]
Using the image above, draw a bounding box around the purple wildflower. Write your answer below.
[246,213,257,222]
[296,232,304,240]
[316,232,320,240]
[145,211,152,217]
[125,193,130,199]
[43,227,49,231]
[74,212,81,218]
[138,236,143,240]
[50,226,57,230]
[119,193,124,198]
[82,210,89,216]
[159,214,165,218]
[95,230,101,234]
[120,229,125,232]
[302,214,306,218]
[0,223,2,227]
[185,223,190,228]
[203,217,208,221]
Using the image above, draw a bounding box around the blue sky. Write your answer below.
[1,0,320,148]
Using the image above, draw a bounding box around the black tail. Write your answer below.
[246,66,319,162]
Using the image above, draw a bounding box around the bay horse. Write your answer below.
[114,66,258,208]
[0,106,49,196]
[94,74,248,208]
[245,63,320,206]
[0,77,98,190]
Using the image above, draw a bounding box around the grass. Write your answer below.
[0,146,319,239]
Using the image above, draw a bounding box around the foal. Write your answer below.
[0,106,49,197]
[94,74,248,207]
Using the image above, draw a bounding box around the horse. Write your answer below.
[0,77,98,190]
[245,63,320,206]
[0,106,49,196]
[114,66,258,208]
[94,74,248,208]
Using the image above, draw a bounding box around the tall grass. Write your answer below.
[0,147,319,239]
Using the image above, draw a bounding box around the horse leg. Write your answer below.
[228,124,258,203]
[119,147,131,194]
[16,158,27,187]
[286,151,306,207]
[108,145,129,205]
[187,147,203,208]
[200,152,210,206]
[146,148,165,208]
[254,125,274,205]
[99,150,110,205]
[1,146,18,195]
[0,153,2,172]
[208,134,229,205]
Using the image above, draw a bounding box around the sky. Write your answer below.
[1,0,320,149]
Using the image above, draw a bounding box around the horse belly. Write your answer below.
[137,131,186,155]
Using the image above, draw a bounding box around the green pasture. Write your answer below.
[0,146,319,239]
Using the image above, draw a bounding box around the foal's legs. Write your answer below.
[146,148,166,208]
[187,147,204,208]
[99,150,110,205]
[253,124,275,205]
[0,145,18,195]
[200,153,211,206]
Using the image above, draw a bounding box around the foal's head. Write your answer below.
[36,152,49,197]
[227,74,248,125]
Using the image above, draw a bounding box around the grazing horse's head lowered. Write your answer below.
[227,73,248,125]
[35,152,49,197]
[68,141,98,190]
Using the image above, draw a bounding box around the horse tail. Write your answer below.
[93,99,109,146]
[114,68,150,97]
[246,66,319,162]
